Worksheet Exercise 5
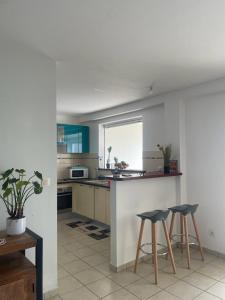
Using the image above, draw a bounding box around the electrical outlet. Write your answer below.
[208,229,215,238]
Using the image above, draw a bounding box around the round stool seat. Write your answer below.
[137,210,170,223]
[169,204,198,216]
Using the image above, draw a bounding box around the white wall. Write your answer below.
[0,38,57,292]
[186,95,225,253]
[83,104,166,155]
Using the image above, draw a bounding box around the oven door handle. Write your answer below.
[57,192,72,197]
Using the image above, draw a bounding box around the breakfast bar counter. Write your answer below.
[109,172,182,271]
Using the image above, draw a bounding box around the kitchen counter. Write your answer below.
[57,179,110,189]
[109,171,182,270]
[105,171,182,181]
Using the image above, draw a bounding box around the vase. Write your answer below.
[164,166,170,174]
[6,217,26,235]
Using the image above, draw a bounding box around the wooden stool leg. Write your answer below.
[152,222,158,284]
[183,215,191,269]
[191,214,204,261]
[166,212,175,260]
[162,220,176,274]
[169,213,175,240]
[180,214,184,253]
[134,219,145,273]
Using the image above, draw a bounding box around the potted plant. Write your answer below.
[106,146,112,169]
[0,168,43,235]
[157,144,172,173]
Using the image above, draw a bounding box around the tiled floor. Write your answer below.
[46,216,225,299]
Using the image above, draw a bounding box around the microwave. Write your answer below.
[69,166,88,179]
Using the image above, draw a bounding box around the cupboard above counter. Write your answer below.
[57,123,89,153]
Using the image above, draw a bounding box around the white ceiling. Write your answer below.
[1,0,225,116]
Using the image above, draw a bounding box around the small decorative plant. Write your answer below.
[157,144,172,173]
[0,168,43,219]
[114,157,129,169]
[106,146,112,169]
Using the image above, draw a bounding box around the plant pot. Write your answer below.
[164,166,170,174]
[6,217,26,235]
[106,163,110,169]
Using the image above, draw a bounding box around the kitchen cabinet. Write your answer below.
[72,184,94,219]
[72,184,110,225]
[105,189,110,225]
[94,187,110,225]
[94,187,107,224]
[57,124,89,153]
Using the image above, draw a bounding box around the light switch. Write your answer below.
[43,177,51,187]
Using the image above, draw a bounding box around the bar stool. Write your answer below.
[168,204,204,269]
[134,210,176,284]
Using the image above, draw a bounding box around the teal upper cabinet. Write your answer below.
[57,124,89,153]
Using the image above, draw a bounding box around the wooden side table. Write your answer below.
[0,228,43,300]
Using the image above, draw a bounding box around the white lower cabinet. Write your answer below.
[72,183,110,225]
[72,183,94,219]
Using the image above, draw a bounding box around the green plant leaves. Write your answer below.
[15,169,26,174]
[16,181,29,190]
[3,187,12,198]
[2,179,9,190]
[33,181,43,194]
[1,168,14,179]
[34,171,43,180]
[8,178,19,184]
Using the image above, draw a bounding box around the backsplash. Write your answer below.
[57,153,99,179]
[57,151,163,180]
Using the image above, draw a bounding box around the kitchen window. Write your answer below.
[104,119,143,170]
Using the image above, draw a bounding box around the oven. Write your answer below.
[57,187,72,210]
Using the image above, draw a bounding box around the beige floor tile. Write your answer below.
[108,270,140,287]
[147,271,178,289]
[94,262,115,276]
[58,267,70,280]
[91,242,110,252]
[44,296,61,300]
[176,256,205,271]
[82,253,108,266]
[60,286,99,300]
[126,278,161,300]
[58,275,82,295]
[207,282,225,299]
[194,292,221,300]
[74,247,97,258]
[86,277,121,298]
[183,271,217,290]
[209,257,225,271]
[58,252,78,265]
[166,280,202,300]
[131,262,155,277]
[58,246,68,256]
[191,251,217,264]
[163,265,194,279]
[102,288,139,299]
[145,257,170,270]
[63,259,90,275]
[73,267,105,285]
[101,249,110,258]
[198,264,225,280]
[148,290,180,299]
[63,241,84,252]
[80,237,100,246]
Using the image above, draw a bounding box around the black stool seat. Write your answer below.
[169,204,198,216]
[137,210,170,223]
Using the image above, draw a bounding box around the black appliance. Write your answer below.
[57,187,72,210]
